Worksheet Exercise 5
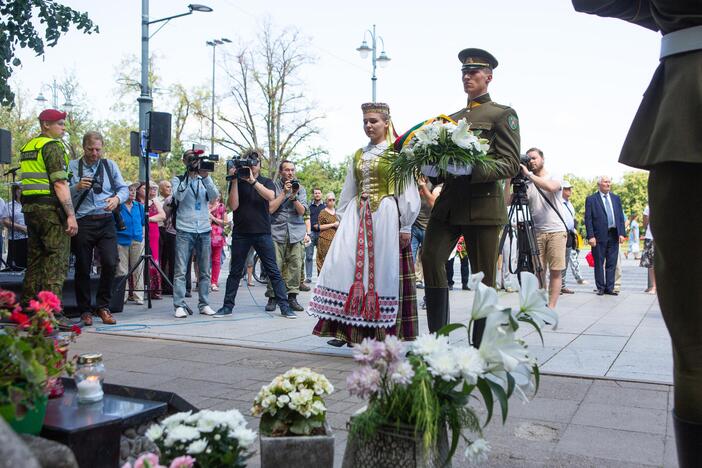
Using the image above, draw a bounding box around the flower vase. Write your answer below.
[0,394,48,435]
[342,421,450,468]
[259,422,334,468]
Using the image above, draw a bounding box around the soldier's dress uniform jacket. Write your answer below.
[572,0,702,429]
[431,93,521,227]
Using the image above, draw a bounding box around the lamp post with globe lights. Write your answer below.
[206,38,231,155]
[356,24,391,102]
[35,79,74,112]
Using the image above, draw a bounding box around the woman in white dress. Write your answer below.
[310,103,420,347]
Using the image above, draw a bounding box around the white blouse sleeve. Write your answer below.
[397,177,420,234]
[337,157,357,219]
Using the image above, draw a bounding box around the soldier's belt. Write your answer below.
[21,195,59,206]
[660,24,702,59]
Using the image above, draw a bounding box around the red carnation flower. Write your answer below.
[9,309,30,327]
[70,325,82,336]
[37,291,62,312]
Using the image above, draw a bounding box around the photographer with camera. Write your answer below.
[170,149,220,318]
[520,147,567,310]
[265,160,308,312]
[69,131,128,326]
[214,148,296,318]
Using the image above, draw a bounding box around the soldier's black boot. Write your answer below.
[471,317,486,348]
[425,287,450,333]
[673,411,702,468]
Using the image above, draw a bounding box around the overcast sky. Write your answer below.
[11,0,661,179]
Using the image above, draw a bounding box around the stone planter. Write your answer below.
[342,421,450,468]
[259,422,334,468]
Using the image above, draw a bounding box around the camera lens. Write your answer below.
[92,182,103,194]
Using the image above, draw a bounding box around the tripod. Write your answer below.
[114,132,178,311]
[1,167,25,272]
[498,179,543,288]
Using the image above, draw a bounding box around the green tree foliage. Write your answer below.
[295,155,348,199]
[611,171,648,221]
[0,0,98,106]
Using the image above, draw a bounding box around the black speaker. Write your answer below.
[147,111,172,153]
[130,131,141,156]
[0,128,11,164]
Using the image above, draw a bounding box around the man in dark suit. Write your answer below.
[584,176,626,295]
[422,48,520,344]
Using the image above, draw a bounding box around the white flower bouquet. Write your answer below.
[146,409,256,468]
[389,115,493,190]
[347,271,557,466]
[252,368,334,436]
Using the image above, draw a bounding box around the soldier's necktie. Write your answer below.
[604,194,615,229]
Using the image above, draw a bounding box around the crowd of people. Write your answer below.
[3,47,657,335]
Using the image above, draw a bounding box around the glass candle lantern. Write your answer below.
[74,353,105,403]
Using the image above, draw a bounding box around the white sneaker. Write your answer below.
[174,307,188,318]
[200,305,216,316]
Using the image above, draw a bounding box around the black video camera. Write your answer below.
[187,146,219,172]
[226,152,260,181]
[510,154,531,198]
[86,177,126,231]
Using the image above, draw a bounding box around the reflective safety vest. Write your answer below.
[19,136,70,197]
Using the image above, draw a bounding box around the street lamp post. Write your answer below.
[356,24,391,102]
[206,38,231,155]
[139,1,212,178]
[35,78,74,111]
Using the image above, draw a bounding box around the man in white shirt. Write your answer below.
[521,147,567,309]
[560,181,586,293]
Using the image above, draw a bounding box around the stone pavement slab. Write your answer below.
[87,256,673,384]
[68,333,678,467]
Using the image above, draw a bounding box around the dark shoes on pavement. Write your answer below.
[561,288,575,295]
[55,313,80,331]
[299,283,311,292]
[288,294,304,312]
[81,313,93,326]
[265,298,277,312]
[327,339,346,347]
[461,284,470,291]
[281,309,297,319]
[213,307,233,317]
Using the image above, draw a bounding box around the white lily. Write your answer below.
[451,119,480,151]
[479,310,531,373]
[517,272,558,329]
[472,281,501,321]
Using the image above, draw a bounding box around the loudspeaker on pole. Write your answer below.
[130,131,141,157]
[0,129,11,164]
[147,111,172,153]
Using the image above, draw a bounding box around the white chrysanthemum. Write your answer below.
[412,333,450,357]
[390,360,415,385]
[186,438,208,455]
[311,400,327,415]
[464,438,490,465]
[145,424,163,441]
[161,411,192,429]
[165,424,201,444]
[452,346,486,384]
[230,427,257,447]
[425,351,460,382]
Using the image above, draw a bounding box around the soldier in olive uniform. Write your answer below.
[421,49,520,345]
[572,2,702,465]
[20,109,79,327]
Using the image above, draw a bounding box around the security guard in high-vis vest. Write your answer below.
[421,49,520,344]
[20,109,78,328]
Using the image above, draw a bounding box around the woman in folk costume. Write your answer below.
[310,103,421,347]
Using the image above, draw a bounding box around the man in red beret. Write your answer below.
[19,109,78,328]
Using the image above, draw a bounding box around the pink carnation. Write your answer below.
[169,456,196,468]
[37,291,62,312]
[134,453,163,468]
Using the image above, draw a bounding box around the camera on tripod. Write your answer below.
[187,146,219,172]
[226,151,260,180]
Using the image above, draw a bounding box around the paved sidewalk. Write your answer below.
[70,333,678,467]
[90,256,672,384]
